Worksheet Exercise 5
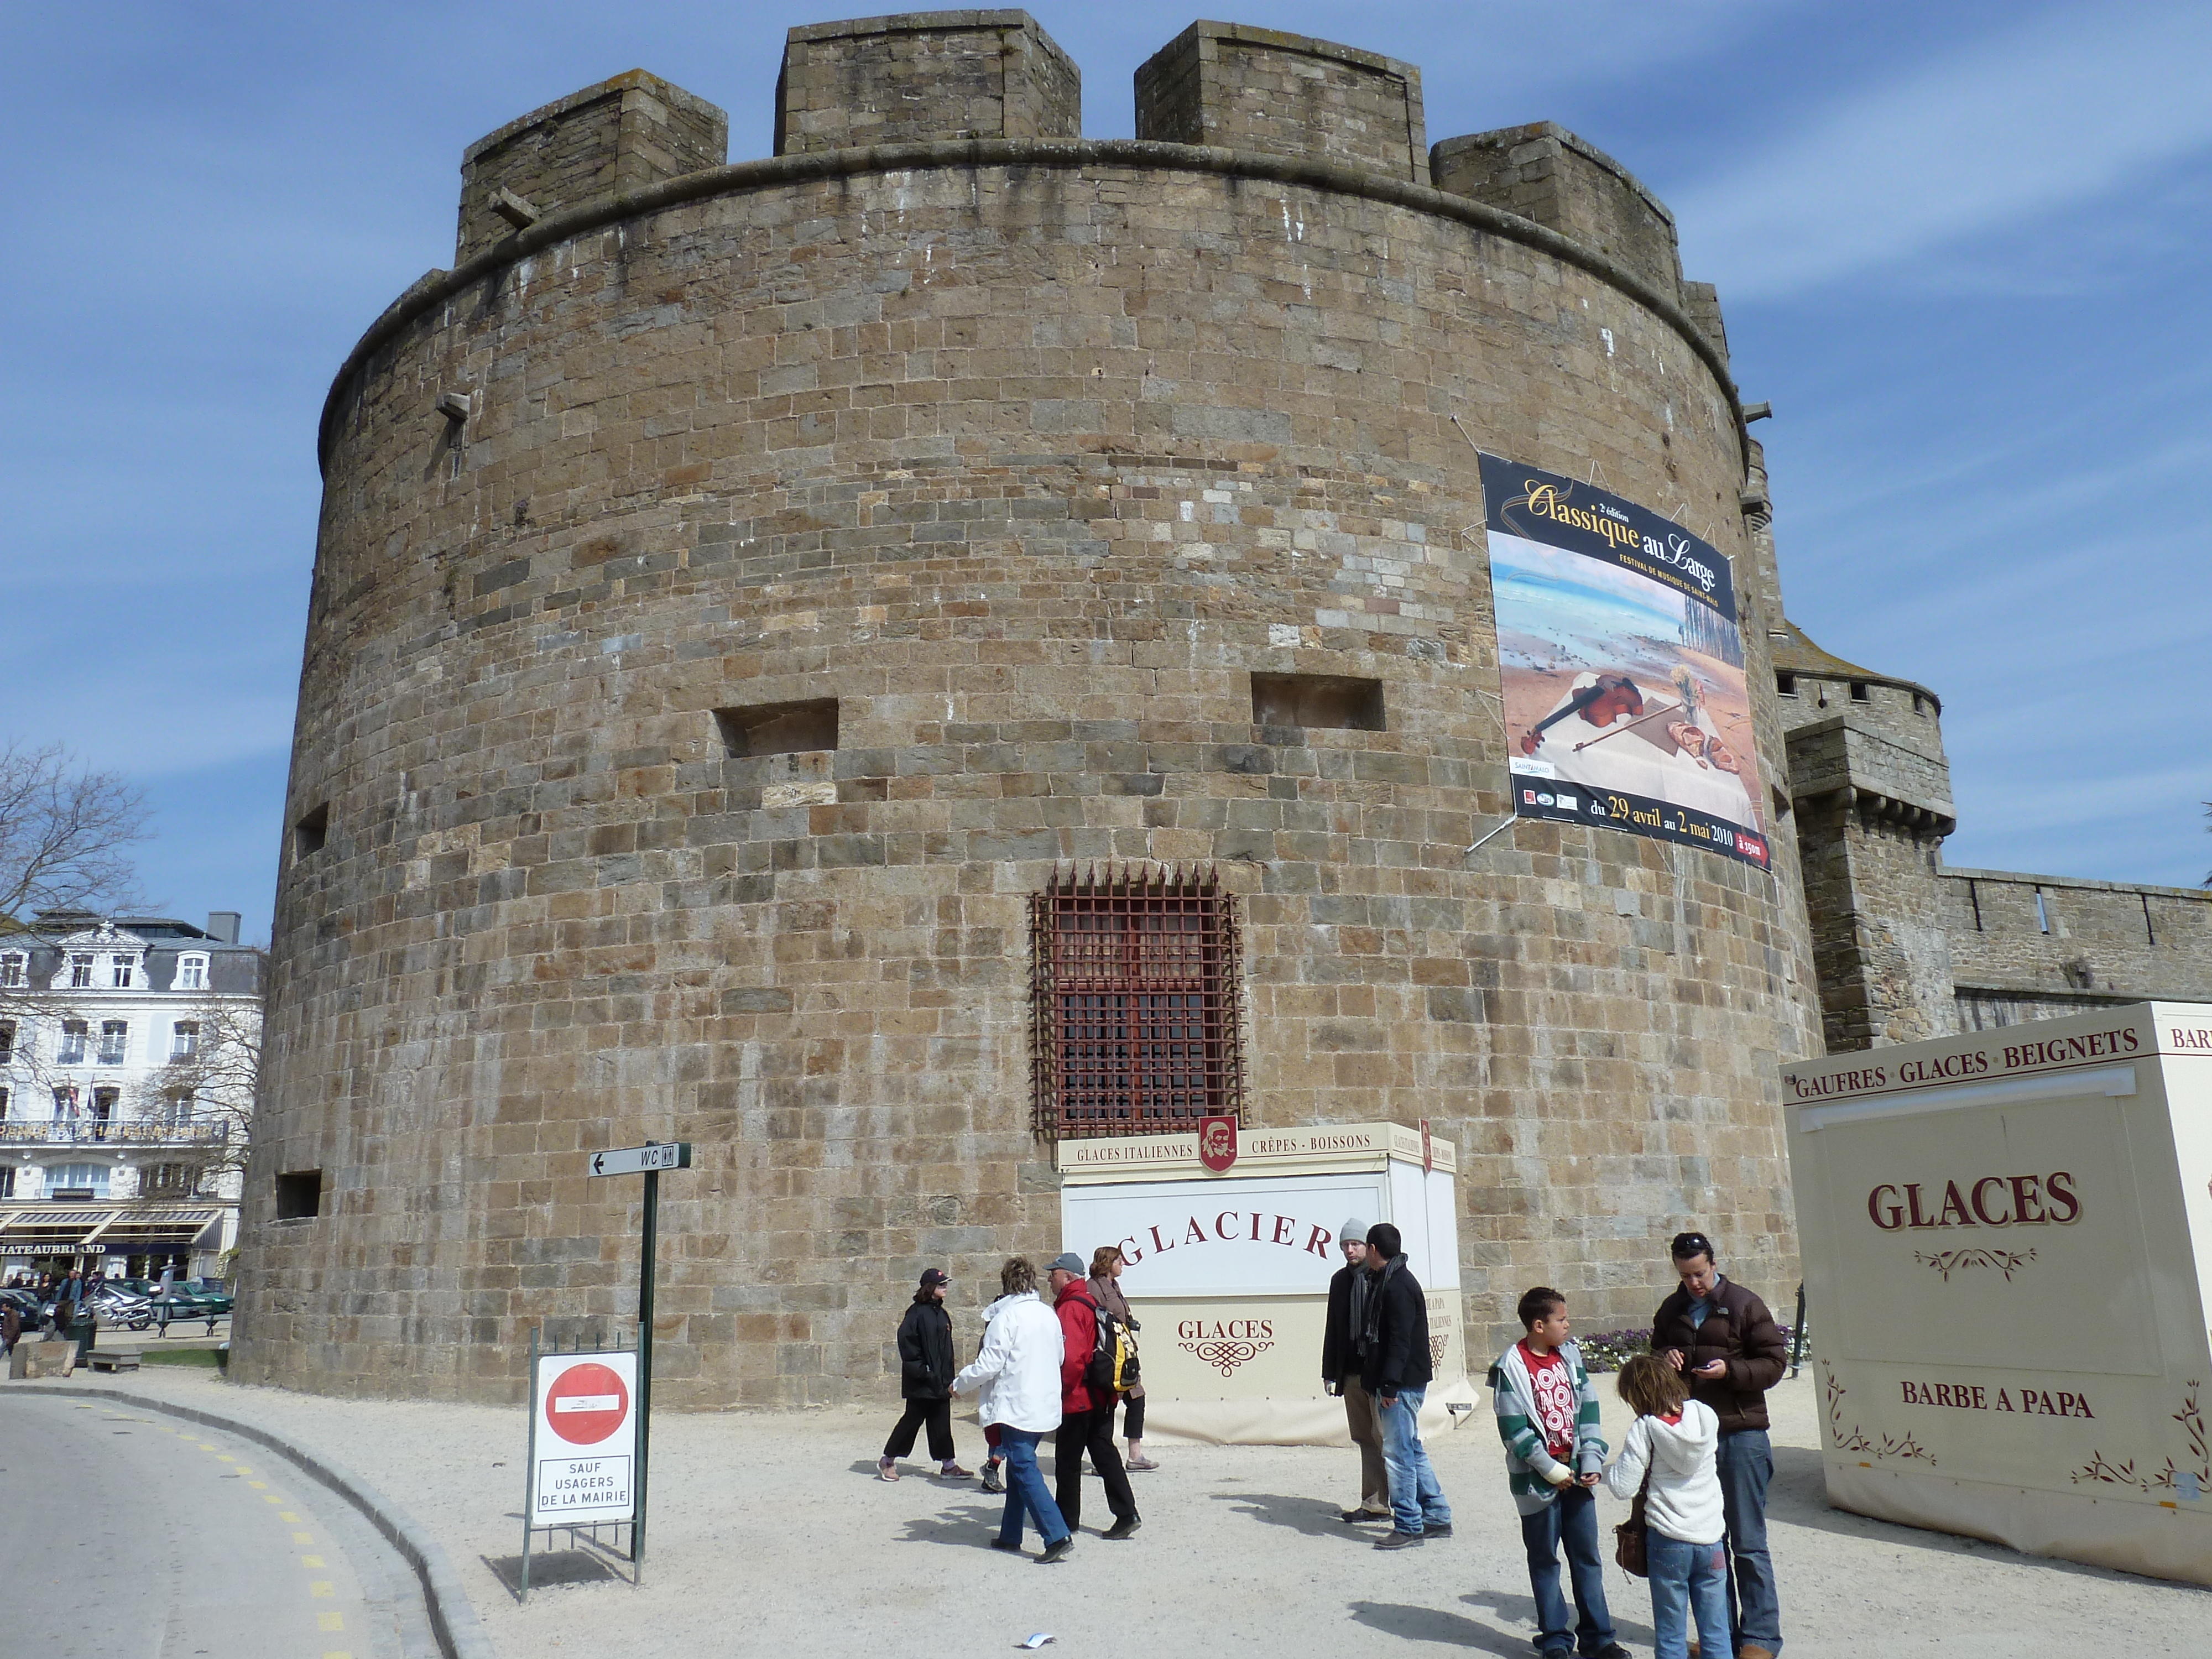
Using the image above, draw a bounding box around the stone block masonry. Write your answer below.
[1136,22,1426,183]
[775,10,1081,155]
[456,70,727,265]
[239,13,1821,1407]
[1432,123,1683,300]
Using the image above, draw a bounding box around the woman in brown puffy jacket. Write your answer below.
[1087,1246,1155,1472]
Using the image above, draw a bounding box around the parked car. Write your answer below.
[180,1278,234,1315]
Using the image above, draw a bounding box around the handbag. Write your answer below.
[1613,1468,1652,1578]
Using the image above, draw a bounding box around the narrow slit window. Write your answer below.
[1031,864,1244,1138]
[713,698,839,758]
[1251,673,1385,732]
[294,802,330,860]
[276,1168,324,1220]
[1849,680,1870,703]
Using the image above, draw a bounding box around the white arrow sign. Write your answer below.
[587,1142,692,1177]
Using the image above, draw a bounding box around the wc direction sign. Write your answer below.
[530,1351,638,1526]
[588,1142,692,1177]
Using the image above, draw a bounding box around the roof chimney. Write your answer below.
[206,911,242,945]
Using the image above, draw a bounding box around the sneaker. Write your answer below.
[979,1460,1004,1494]
[1373,1530,1424,1550]
[990,1537,1022,1553]
[939,1462,974,1479]
[1425,1522,1453,1538]
[1103,1515,1142,1541]
[1039,1537,1074,1564]
[1125,1455,1160,1472]
[1339,1507,1385,1523]
[877,1458,899,1481]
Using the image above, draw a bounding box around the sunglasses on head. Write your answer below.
[1671,1232,1714,1261]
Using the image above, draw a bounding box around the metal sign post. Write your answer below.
[586,1139,690,1580]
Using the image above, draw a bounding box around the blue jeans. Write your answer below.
[1518,1483,1614,1657]
[1718,1428,1781,1654]
[1647,1531,1730,1659]
[1376,1386,1451,1535]
[994,1428,1069,1549]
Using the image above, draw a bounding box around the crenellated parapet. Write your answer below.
[1136,20,1426,181]
[456,69,727,264]
[1431,122,1683,300]
[775,10,1081,154]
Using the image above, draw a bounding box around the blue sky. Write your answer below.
[4,2,2207,941]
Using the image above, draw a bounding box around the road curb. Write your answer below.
[11,1382,495,1659]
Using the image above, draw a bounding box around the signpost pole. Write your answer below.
[520,1324,539,1604]
[633,1157,659,1579]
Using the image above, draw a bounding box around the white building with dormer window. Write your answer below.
[0,909,262,1279]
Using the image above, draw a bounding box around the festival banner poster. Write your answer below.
[1479,453,1770,871]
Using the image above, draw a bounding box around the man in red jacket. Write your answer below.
[1047,1252,1140,1540]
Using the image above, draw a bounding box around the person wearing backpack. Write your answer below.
[1088,1246,1155,1471]
[1604,1353,1726,1659]
[1047,1251,1140,1540]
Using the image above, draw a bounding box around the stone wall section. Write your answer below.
[244,32,1821,1405]
[775,10,1081,155]
[457,70,728,264]
[1945,869,2212,1023]
[1432,123,1683,300]
[1136,23,1426,182]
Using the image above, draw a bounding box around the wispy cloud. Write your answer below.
[1671,2,2212,298]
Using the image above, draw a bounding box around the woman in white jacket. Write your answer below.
[1603,1354,1728,1659]
[951,1258,1074,1562]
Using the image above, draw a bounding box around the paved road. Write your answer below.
[0,1393,435,1659]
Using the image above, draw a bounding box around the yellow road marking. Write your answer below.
[309,1580,335,1598]
[216,1454,236,1463]
[325,1651,354,1658]
[264,1496,283,1505]
[301,1555,327,1568]
[318,1612,345,1632]
[293,1531,315,1546]
[279,1511,300,1521]
[247,1480,267,1489]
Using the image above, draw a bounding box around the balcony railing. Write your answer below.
[0,1120,229,1147]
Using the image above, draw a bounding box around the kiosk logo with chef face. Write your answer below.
[1199,1114,1239,1173]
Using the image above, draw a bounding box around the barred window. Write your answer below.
[1031,864,1244,1138]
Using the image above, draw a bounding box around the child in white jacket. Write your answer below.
[1603,1354,1727,1659]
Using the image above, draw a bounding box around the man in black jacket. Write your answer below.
[1321,1217,1390,1524]
[1361,1223,1451,1549]
[1651,1230,1790,1659]
[878,1267,972,1480]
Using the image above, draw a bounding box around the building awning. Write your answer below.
[0,1206,223,1251]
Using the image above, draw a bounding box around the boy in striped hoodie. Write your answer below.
[1488,1287,1628,1659]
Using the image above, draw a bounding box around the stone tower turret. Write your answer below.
[239,13,1820,1405]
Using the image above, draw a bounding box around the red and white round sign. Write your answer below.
[543,1360,630,1445]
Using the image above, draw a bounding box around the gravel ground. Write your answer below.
[34,1365,2209,1657]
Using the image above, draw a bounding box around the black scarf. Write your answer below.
[1361,1255,1406,1353]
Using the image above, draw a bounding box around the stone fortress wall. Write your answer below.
[238,11,1834,1405]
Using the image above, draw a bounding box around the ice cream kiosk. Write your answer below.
[1783,1003,2212,1584]
[1057,1120,1476,1445]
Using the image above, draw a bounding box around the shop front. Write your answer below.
[1058,1120,1477,1445]
[1784,1002,2212,1585]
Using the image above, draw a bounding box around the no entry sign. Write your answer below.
[530,1350,638,1526]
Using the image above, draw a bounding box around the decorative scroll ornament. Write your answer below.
[1913,1246,2037,1283]
[1181,1336,1274,1378]
[2072,1381,2209,1496]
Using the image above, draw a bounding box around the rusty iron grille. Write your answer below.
[1031,864,1245,1138]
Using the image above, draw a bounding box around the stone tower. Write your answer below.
[238,13,1822,1403]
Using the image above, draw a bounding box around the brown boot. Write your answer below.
[1738,1646,1777,1659]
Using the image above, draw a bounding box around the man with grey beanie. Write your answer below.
[1321,1218,1391,1523]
